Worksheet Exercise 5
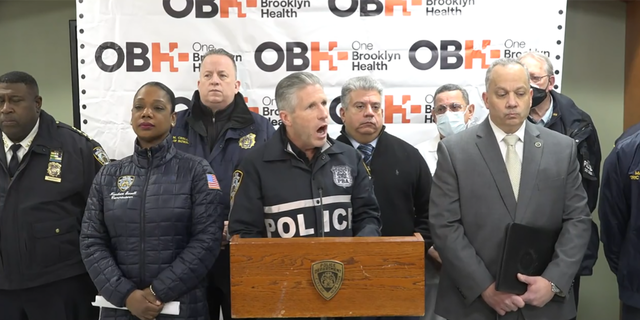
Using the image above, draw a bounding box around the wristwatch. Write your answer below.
[550,282,565,297]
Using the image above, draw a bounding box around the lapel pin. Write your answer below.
[535,141,542,148]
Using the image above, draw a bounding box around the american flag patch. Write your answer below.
[207,174,220,190]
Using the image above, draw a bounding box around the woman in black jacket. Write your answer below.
[80,82,225,320]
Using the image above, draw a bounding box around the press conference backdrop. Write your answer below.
[76,0,568,159]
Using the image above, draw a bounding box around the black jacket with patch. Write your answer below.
[531,90,601,276]
[228,126,381,239]
[80,134,224,320]
[0,110,107,290]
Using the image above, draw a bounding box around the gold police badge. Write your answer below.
[311,260,344,300]
[45,162,62,182]
[238,133,256,149]
[45,150,63,182]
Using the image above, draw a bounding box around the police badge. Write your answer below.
[238,133,256,149]
[311,260,344,300]
[331,165,352,187]
[45,150,63,182]
[117,175,135,192]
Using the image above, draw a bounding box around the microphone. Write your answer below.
[315,175,325,238]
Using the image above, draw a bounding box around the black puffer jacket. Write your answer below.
[80,134,224,320]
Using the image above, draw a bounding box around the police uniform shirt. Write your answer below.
[2,118,39,164]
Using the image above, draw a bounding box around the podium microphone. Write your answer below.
[315,175,325,238]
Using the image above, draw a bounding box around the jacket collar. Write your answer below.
[335,125,386,147]
[263,125,338,162]
[132,133,176,168]
[186,91,255,137]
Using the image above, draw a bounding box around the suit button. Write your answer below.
[55,228,60,234]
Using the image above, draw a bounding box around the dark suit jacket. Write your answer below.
[336,127,432,247]
[429,118,592,320]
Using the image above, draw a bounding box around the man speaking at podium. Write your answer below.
[429,58,591,320]
[228,71,381,240]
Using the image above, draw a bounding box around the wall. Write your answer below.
[0,1,628,319]
[563,1,626,319]
[0,1,76,124]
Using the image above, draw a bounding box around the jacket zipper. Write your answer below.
[139,150,152,286]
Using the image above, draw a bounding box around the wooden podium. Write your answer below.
[229,233,425,318]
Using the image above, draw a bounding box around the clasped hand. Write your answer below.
[125,287,164,320]
[482,274,555,316]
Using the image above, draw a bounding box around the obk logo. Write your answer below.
[95,42,190,73]
[163,0,258,18]
[255,41,348,72]
[328,95,430,125]
[328,0,423,17]
[409,39,501,71]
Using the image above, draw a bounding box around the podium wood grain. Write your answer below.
[230,234,425,318]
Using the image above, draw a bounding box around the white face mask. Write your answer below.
[437,109,467,137]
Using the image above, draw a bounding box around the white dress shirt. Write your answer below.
[415,134,441,176]
[3,118,40,164]
[488,116,525,163]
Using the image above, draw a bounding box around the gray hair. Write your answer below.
[200,48,238,76]
[340,76,383,108]
[434,84,470,105]
[484,58,530,91]
[518,51,554,76]
[275,72,323,113]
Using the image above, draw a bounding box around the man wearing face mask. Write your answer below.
[414,84,474,320]
[416,84,475,176]
[519,52,601,319]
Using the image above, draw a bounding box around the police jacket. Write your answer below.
[532,90,601,276]
[335,127,432,245]
[599,130,640,308]
[80,134,224,320]
[171,91,275,218]
[0,110,106,290]
[228,126,382,239]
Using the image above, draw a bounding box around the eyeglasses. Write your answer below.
[530,74,550,83]
[434,103,466,115]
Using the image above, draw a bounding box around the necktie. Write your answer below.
[503,135,521,200]
[8,144,22,178]
[357,144,374,165]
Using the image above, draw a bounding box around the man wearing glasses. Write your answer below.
[519,52,601,320]
[415,83,475,320]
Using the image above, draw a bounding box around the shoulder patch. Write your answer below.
[93,146,110,165]
[230,170,243,204]
[57,121,92,140]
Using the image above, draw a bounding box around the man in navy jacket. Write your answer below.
[171,48,275,320]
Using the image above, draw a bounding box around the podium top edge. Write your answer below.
[230,233,424,244]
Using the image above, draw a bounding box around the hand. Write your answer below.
[222,221,229,247]
[481,282,525,316]
[427,246,442,264]
[125,289,163,320]
[517,274,555,307]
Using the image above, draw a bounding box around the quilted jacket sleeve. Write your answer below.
[80,168,138,307]
[150,159,224,303]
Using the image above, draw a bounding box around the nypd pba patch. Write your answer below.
[117,175,135,192]
[331,165,352,188]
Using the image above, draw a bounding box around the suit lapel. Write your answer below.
[475,119,516,220]
[515,123,543,222]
